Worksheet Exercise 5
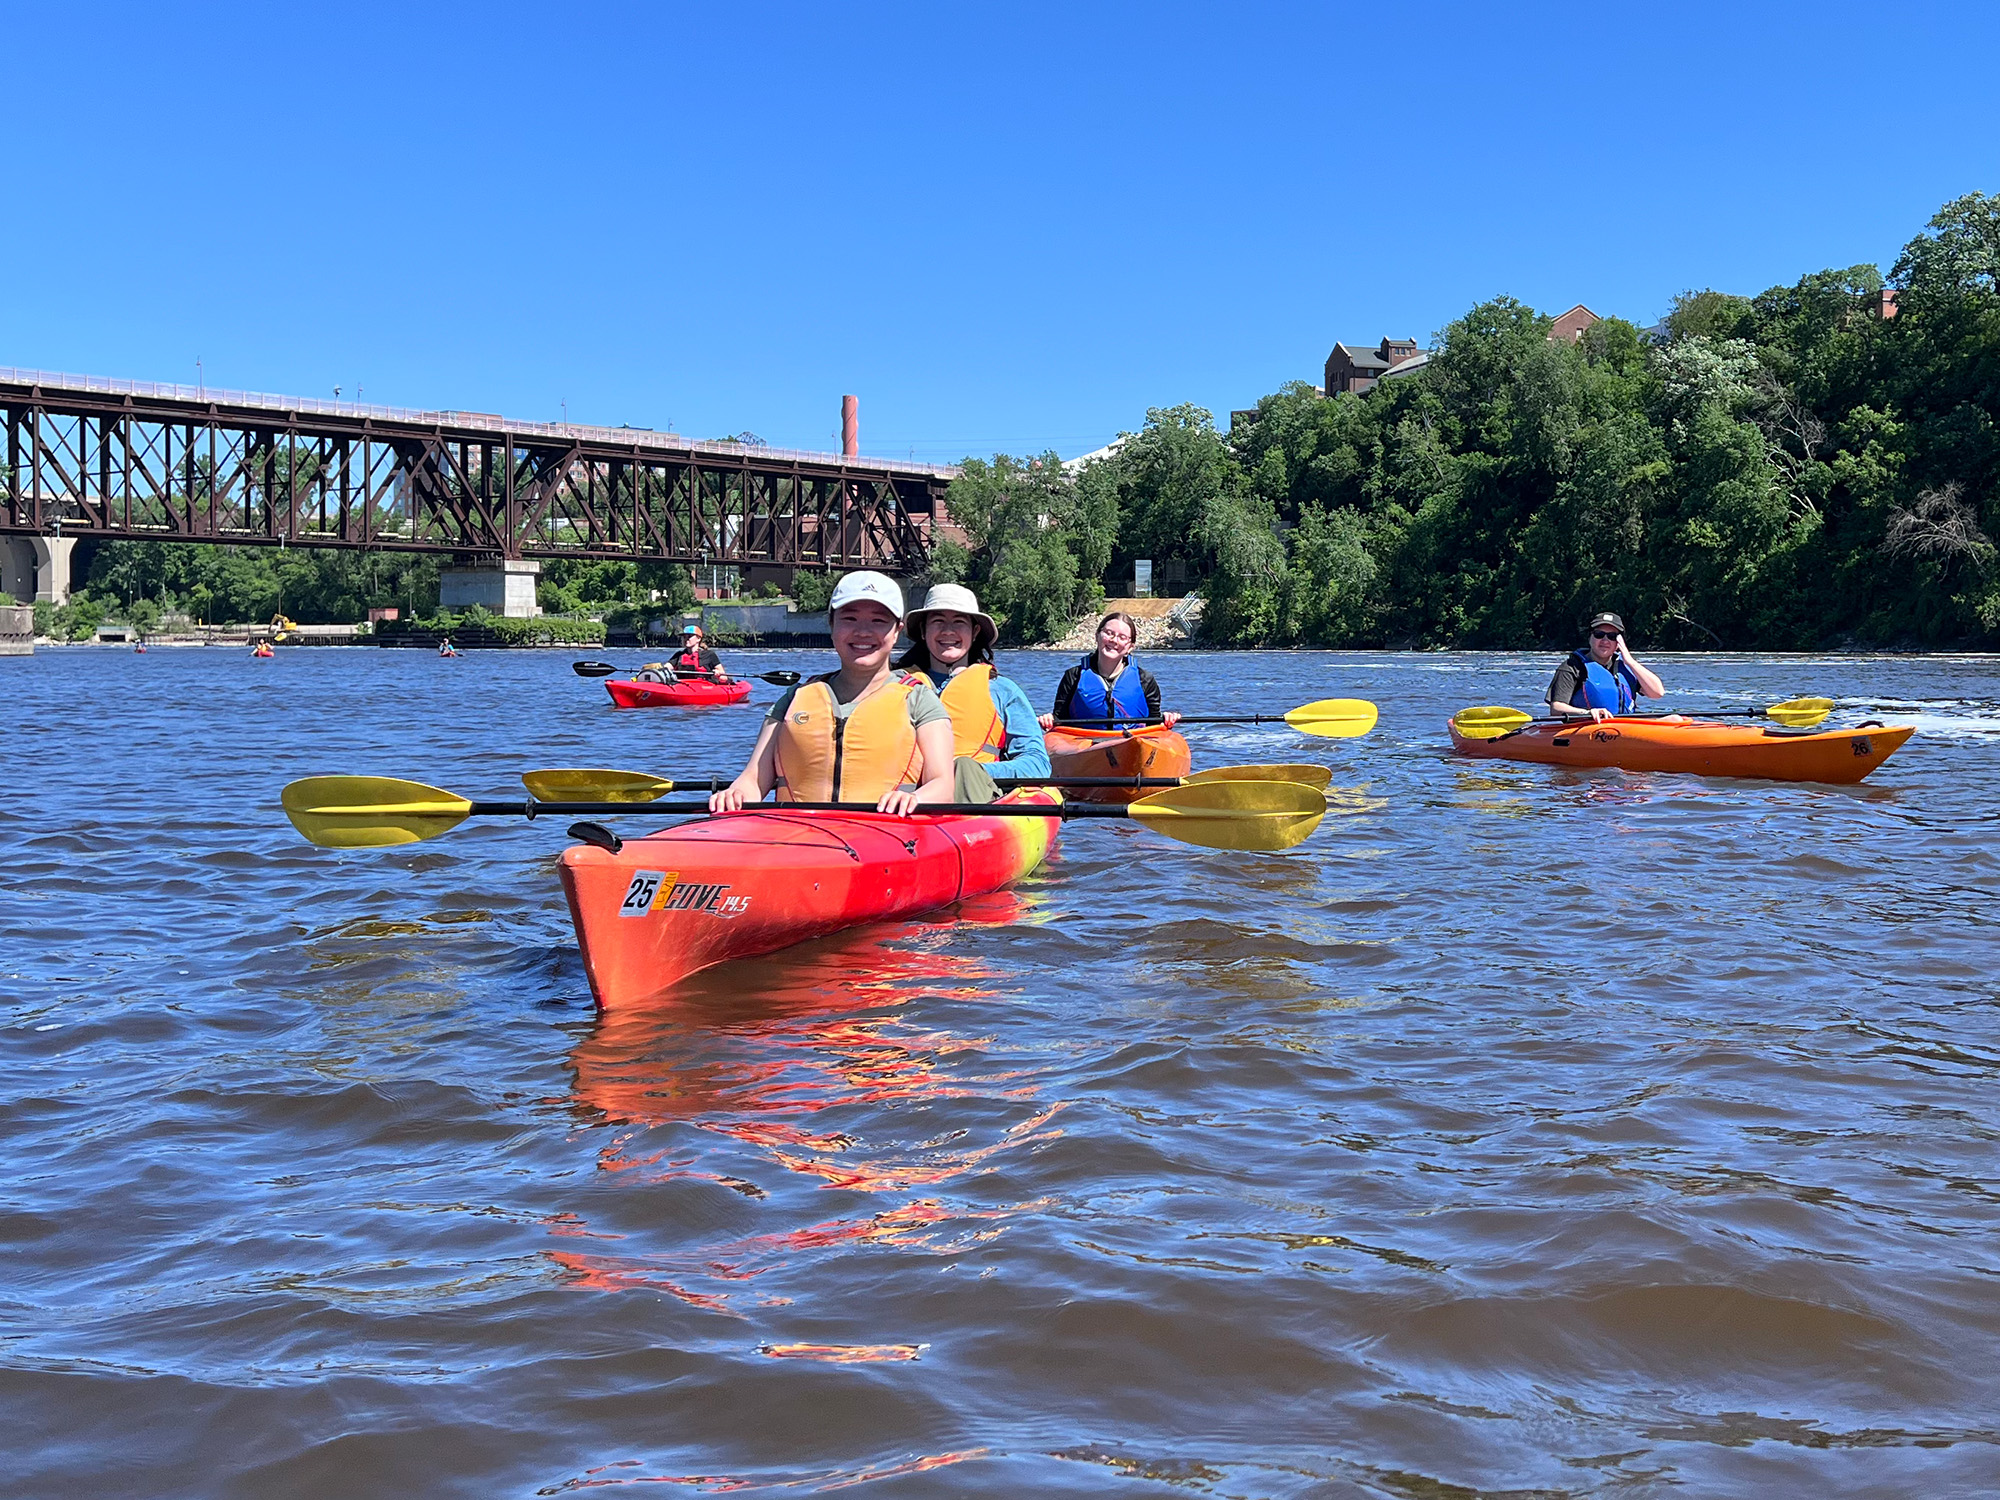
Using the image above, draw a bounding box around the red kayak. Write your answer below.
[558,791,1061,1008]
[605,677,753,709]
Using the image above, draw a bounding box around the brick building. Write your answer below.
[1548,304,1601,343]
[1324,337,1421,395]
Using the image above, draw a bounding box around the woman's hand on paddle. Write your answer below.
[1036,712,1055,730]
[1162,710,1181,727]
[709,775,761,813]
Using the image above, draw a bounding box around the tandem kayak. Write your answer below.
[558,790,1061,1007]
[1446,714,1915,784]
[1042,725,1193,803]
[605,677,754,709]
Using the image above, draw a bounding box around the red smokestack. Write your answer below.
[841,394,858,457]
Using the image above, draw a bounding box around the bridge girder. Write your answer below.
[0,375,952,573]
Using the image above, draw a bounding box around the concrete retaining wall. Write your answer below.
[0,603,31,655]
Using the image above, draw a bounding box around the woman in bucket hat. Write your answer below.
[898,582,1052,785]
[709,571,957,816]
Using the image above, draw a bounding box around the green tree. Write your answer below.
[943,453,1109,642]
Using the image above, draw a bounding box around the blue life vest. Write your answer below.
[1069,656,1151,728]
[1571,651,1639,714]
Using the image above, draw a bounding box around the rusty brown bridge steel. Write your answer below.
[0,368,958,572]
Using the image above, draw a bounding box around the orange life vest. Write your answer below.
[918,664,1007,762]
[773,673,925,803]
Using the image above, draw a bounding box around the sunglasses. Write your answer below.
[1591,629,1620,640]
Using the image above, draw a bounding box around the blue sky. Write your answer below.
[2,1,1994,462]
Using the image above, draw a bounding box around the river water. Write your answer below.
[6,645,1999,1497]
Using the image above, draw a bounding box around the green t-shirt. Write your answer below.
[765,673,951,730]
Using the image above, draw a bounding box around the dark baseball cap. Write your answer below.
[1588,612,1626,635]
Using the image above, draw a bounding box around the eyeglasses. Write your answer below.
[1591,630,1620,640]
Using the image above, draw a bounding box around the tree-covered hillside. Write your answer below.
[946,191,2000,649]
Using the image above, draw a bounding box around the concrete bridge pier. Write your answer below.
[440,558,541,618]
[1,537,74,604]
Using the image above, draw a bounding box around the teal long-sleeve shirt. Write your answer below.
[988,672,1052,778]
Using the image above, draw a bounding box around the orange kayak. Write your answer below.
[1042,725,1193,803]
[558,790,1061,1008]
[1446,714,1914,784]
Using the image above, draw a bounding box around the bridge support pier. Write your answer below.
[440,558,541,618]
[1,537,74,605]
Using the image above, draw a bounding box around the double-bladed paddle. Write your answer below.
[517,763,1335,803]
[1056,697,1378,739]
[281,775,1327,854]
[572,660,802,686]
[1451,696,1835,740]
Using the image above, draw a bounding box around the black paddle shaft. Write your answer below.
[469,799,1133,821]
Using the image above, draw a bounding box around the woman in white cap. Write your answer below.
[709,571,957,816]
[898,582,1052,782]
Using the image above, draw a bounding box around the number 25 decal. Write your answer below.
[619,870,670,917]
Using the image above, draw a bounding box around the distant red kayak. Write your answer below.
[605,677,753,709]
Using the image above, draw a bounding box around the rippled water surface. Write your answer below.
[7,645,2000,1497]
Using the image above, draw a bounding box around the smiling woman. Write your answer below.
[708,571,958,816]
[895,582,1053,782]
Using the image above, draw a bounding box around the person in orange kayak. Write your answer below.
[896,583,1052,781]
[1547,611,1666,722]
[710,571,957,816]
[1037,610,1182,731]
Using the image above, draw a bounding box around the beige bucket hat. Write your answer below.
[905,582,998,653]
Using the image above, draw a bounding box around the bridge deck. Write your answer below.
[0,367,957,570]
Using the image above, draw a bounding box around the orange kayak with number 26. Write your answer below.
[1446,714,1913,784]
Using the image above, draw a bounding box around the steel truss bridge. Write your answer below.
[0,369,957,571]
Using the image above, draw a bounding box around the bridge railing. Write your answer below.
[0,366,960,479]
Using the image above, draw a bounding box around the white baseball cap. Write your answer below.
[827,570,905,619]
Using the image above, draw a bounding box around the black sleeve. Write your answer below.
[1547,658,1582,706]
[1051,664,1082,718]
[700,648,721,670]
[1138,666,1162,718]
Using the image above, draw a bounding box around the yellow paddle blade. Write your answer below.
[1763,706,1831,728]
[1185,762,1334,790]
[1282,698,1378,738]
[282,776,474,849]
[521,768,675,802]
[1762,696,1833,727]
[1126,780,1326,852]
[1452,705,1534,739]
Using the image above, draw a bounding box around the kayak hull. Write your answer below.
[558,790,1061,1007]
[605,677,753,709]
[1446,715,1914,785]
[1042,725,1193,803]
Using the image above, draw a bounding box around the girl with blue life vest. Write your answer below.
[1546,611,1666,722]
[896,583,1052,782]
[709,571,957,816]
[1037,611,1182,732]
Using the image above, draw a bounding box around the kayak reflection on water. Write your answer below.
[548,896,1063,1311]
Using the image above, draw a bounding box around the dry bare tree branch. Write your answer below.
[1882,482,1995,567]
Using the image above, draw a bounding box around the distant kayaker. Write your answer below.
[1547,612,1666,722]
[898,582,1053,786]
[668,623,729,683]
[1037,611,1181,731]
[438,637,458,658]
[710,571,956,816]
